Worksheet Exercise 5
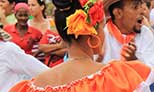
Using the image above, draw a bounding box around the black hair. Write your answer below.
[53,0,82,44]
[8,0,14,4]
[15,0,27,4]
[37,0,46,18]
[108,0,123,21]
[143,0,151,9]
[109,0,143,21]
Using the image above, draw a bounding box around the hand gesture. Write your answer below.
[121,41,137,61]
[142,16,151,28]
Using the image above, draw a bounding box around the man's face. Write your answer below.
[0,0,13,16]
[141,3,150,20]
[119,1,143,34]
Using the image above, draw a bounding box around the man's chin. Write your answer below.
[20,23,27,26]
[134,29,141,33]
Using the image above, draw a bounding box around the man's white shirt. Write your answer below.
[102,25,154,68]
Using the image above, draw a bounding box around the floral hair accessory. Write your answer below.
[66,0,105,38]
[67,10,97,38]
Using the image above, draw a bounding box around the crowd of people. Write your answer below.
[0,0,154,92]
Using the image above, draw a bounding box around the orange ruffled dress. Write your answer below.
[10,61,154,92]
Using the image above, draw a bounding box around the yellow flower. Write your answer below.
[66,9,97,38]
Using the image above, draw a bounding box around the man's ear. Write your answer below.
[113,8,123,19]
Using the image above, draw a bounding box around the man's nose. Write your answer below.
[138,7,145,15]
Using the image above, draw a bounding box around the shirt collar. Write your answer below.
[12,24,32,34]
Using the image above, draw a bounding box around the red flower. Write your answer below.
[80,0,88,7]
[88,1,104,26]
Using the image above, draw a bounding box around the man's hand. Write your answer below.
[142,16,151,28]
[121,41,137,61]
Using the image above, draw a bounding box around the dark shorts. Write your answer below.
[150,83,154,92]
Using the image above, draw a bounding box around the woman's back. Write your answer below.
[34,59,104,87]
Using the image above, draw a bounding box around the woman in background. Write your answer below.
[28,0,49,34]
[4,2,42,55]
[28,0,67,66]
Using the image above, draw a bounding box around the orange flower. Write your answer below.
[66,10,97,38]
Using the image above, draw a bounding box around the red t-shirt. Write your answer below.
[4,24,42,55]
[39,30,63,67]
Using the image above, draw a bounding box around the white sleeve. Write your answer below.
[133,69,154,92]
[150,9,154,26]
[7,43,49,78]
[136,26,154,68]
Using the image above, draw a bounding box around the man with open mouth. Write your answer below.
[102,0,154,68]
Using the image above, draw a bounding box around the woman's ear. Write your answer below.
[41,5,45,11]
[113,8,123,19]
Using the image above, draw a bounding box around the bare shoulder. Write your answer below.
[33,61,105,88]
[33,62,68,88]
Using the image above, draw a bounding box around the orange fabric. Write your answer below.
[10,61,150,92]
[67,10,97,38]
[10,80,30,92]
[107,19,136,44]
[4,24,42,55]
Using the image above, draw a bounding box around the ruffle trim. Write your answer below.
[26,64,111,91]
[12,61,153,92]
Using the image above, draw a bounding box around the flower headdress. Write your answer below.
[66,0,105,38]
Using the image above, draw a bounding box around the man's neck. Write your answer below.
[113,20,130,35]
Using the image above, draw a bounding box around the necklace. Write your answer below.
[67,57,93,62]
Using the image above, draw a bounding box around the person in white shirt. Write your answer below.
[0,29,49,92]
[102,0,154,67]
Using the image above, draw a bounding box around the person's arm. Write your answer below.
[136,26,154,68]
[7,42,49,78]
[50,48,67,57]
[142,16,154,32]
[39,41,66,54]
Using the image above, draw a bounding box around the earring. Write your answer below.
[87,35,101,48]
